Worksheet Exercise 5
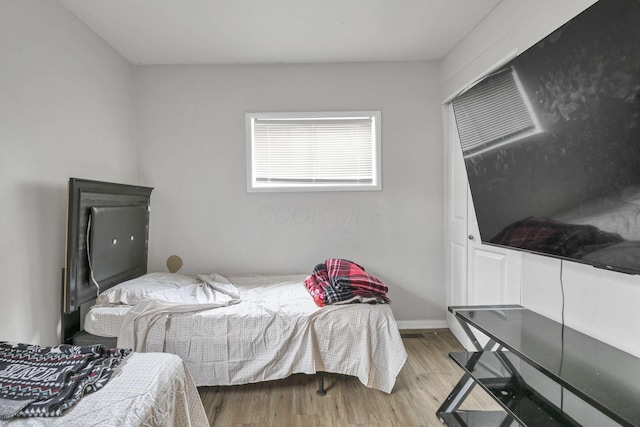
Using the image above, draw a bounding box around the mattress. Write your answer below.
[85,273,407,393]
[85,305,131,337]
[0,352,208,427]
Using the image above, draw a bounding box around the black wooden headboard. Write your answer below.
[62,178,153,344]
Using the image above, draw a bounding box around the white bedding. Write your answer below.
[85,273,407,393]
[0,352,208,427]
[117,274,241,351]
[85,305,131,337]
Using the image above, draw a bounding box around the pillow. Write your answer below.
[96,272,200,306]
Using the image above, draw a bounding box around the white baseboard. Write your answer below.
[396,320,448,330]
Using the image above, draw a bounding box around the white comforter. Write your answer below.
[0,353,208,427]
[88,274,407,393]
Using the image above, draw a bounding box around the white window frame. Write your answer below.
[246,111,382,192]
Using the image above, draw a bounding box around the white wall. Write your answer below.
[0,0,137,346]
[441,0,640,357]
[135,62,446,326]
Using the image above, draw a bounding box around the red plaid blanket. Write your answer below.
[304,259,390,306]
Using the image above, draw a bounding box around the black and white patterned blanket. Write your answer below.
[0,342,130,419]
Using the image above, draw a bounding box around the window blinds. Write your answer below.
[452,68,536,155]
[251,115,376,185]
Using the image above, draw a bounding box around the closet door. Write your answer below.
[445,106,522,350]
[444,105,471,348]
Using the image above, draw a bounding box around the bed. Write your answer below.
[84,272,407,393]
[0,350,208,426]
[62,179,407,394]
[0,179,208,426]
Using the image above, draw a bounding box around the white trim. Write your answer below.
[246,111,382,193]
[396,320,448,330]
[442,49,518,104]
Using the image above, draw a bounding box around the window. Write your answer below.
[246,111,381,192]
[452,67,541,157]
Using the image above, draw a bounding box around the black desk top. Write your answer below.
[450,305,640,427]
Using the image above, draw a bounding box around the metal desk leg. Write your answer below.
[437,310,502,424]
[437,372,477,419]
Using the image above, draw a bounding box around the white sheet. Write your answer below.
[117,276,241,351]
[85,305,131,337]
[0,352,208,427]
[86,274,407,393]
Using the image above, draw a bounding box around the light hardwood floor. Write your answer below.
[198,329,498,427]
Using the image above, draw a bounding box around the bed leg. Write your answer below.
[317,374,327,396]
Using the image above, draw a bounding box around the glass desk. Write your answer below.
[437,305,640,427]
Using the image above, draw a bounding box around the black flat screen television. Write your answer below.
[452,0,640,274]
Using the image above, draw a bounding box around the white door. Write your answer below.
[445,106,522,350]
[444,105,471,348]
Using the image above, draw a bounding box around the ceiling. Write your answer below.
[59,0,502,65]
